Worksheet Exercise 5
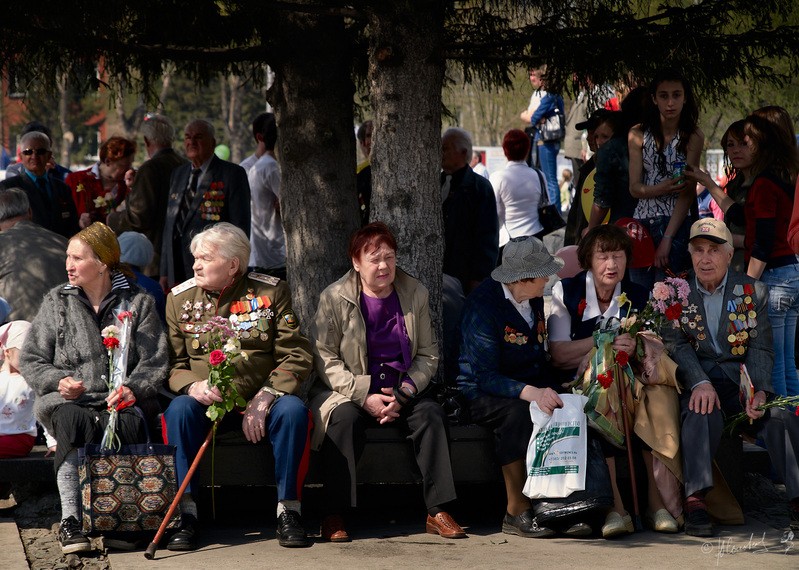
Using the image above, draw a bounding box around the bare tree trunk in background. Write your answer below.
[114,89,130,139]
[156,69,172,115]
[57,74,72,167]
[268,8,358,333]
[367,1,446,347]
[219,74,246,163]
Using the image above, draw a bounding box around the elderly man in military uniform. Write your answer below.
[162,222,313,549]
[664,218,799,537]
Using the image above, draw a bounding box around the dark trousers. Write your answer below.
[164,394,311,499]
[467,395,532,466]
[320,398,457,511]
[50,404,146,472]
[681,370,799,499]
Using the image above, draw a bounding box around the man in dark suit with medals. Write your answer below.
[160,119,251,289]
[664,218,799,537]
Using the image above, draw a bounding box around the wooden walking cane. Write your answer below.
[144,425,215,560]
[615,362,642,531]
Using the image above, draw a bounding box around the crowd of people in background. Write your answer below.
[0,64,797,556]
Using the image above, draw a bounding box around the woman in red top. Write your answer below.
[686,114,799,395]
[66,136,135,229]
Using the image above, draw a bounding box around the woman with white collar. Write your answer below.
[549,225,679,538]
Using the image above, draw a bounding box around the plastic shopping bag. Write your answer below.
[523,393,588,499]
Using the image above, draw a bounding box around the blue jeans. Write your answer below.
[760,263,799,396]
[164,394,311,498]
[628,215,692,291]
[537,140,561,213]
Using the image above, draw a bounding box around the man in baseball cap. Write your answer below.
[664,216,799,538]
[688,217,733,246]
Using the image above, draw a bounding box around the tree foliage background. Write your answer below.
[2,0,799,336]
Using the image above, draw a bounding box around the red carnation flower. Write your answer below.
[209,349,226,366]
[117,310,133,322]
[615,350,629,367]
[103,337,120,350]
[598,372,613,389]
[577,299,587,317]
[665,303,682,321]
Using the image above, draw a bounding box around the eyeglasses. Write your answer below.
[21,148,50,157]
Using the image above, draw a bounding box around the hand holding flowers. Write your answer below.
[201,316,248,422]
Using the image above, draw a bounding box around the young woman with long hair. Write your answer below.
[627,70,705,288]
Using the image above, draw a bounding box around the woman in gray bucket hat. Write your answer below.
[457,236,576,538]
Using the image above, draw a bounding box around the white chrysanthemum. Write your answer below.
[224,338,241,354]
[101,325,120,338]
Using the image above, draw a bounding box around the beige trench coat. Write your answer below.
[308,268,438,449]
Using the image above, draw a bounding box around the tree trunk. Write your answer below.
[219,74,246,163]
[57,74,71,167]
[367,1,446,345]
[156,68,172,115]
[268,9,358,334]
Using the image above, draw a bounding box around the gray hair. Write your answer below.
[140,114,175,146]
[190,222,250,275]
[442,127,473,159]
[0,188,30,221]
[19,131,51,151]
[185,119,215,141]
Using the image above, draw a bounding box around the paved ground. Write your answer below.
[2,480,797,570]
[105,518,799,569]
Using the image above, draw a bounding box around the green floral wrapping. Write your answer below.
[574,327,636,449]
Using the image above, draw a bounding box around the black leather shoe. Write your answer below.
[684,508,714,537]
[167,514,198,551]
[502,510,555,538]
[276,510,310,547]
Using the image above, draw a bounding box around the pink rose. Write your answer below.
[209,349,226,366]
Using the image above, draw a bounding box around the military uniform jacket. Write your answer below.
[165,271,313,400]
[662,270,774,393]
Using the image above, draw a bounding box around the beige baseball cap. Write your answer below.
[689,218,733,246]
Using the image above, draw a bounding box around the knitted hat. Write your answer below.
[491,236,564,283]
[118,231,154,268]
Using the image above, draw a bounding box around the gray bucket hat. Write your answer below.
[491,236,564,283]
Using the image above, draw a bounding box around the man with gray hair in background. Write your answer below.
[107,114,188,277]
[0,188,67,321]
[160,119,251,289]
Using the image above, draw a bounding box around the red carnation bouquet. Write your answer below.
[99,306,135,451]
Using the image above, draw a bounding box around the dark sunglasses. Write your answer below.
[21,148,50,156]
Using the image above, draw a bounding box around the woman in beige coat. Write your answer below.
[309,222,464,542]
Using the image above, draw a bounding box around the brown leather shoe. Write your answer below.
[321,514,351,542]
[426,512,467,539]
